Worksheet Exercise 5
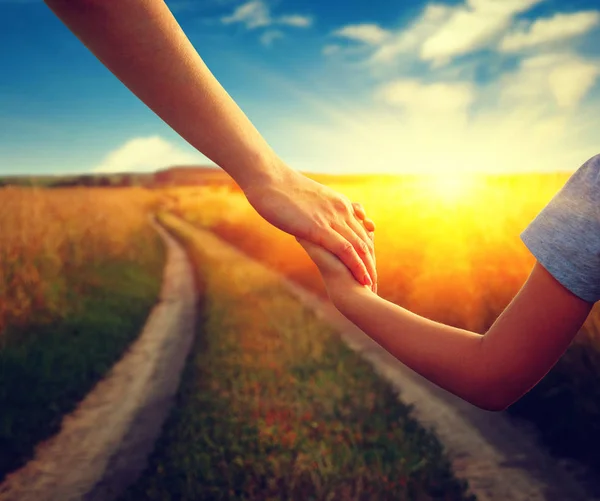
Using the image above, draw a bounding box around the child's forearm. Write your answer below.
[332,288,502,409]
[326,259,594,411]
[44,0,285,191]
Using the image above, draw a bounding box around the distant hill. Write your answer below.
[0,166,236,189]
[152,166,235,188]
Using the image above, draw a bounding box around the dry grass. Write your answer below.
[0,187,160,334]
[0,186,165,480]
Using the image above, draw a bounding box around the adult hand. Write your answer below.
[243,167,377,291]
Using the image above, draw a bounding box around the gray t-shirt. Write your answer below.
[520,154,600,303]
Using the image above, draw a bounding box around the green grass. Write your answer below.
[120,214,473,501]
[0,230,165,482]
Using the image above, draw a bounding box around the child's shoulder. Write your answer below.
[582,153,600,172]
[520,153,600,303]
[562,154,600,200]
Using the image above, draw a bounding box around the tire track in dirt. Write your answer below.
[0,220,198,501]
[182,221,600,501]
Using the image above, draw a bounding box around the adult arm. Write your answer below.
[43,0,377,288]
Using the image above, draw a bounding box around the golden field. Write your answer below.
[0,187,160,334]
[164,172,583,333]
[0,186,165,480]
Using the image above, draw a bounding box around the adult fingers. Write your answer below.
[336,220,377,291]
[316,227,371,287]
[367,229,376,293]
[353,203,376,232]
[347,218,377,291]
[352,202,367,221]
[363,217,376,232]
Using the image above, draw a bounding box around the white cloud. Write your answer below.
[221,1,270,29]
[369,5,452,63]
[419,0,544,65]
[549,60,600,108]
[279,15,312,28]
[221,1,312,30]
[499,11,600,52]
[499,53,600,109]
[260,30,284,46]
[282,41,600,176]
[287,88,595,176]
[322,44,341,56]
[347,0,546,66]
[376,79,475,116]
[215,1,600,176]
[333,24,392,45]
[92,136,201,173]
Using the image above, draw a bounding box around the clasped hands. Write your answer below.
[243,167,377,296]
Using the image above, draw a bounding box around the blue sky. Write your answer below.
[1,0,599,175]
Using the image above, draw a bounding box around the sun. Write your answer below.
[425,174,479,205]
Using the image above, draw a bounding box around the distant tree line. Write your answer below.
[0,166,242,189]
[49,174,148,188]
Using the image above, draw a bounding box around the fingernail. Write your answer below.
[364,274,372,286]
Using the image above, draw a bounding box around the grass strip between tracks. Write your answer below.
[121,213,473,501]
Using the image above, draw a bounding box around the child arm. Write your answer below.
[299,154,600,411]
[330,259,592,411]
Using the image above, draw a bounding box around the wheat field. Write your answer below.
[0,187,160,334]
[164,172,576,332]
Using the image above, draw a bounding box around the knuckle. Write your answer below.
[313,213,328,227]
[358,240,369,254]
[309,219,327,239]
[339,240,354,256]
[308,226,320,241]
[333,196,350,213]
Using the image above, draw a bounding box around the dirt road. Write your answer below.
[187,222,600,501]
[0,221,198,501]
[2,218,599,501]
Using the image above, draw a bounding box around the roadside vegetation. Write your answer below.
[0,187,165,481]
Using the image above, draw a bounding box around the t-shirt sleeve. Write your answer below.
[520,154,600,303]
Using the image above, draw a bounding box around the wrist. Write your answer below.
[235,149,293,194]
[329,281,374,315]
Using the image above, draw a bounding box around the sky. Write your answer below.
[1,0,599,176]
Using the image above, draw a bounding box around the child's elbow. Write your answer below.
[469,378,521,412]
[474,397,512,412]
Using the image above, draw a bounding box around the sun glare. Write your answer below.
[425,174,479,205]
